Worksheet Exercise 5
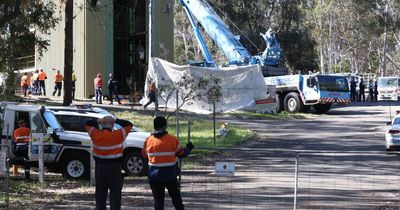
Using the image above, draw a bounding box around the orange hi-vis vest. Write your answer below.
[54,74,63,82]
[21,75,28,87]
[143,134,184,167]
[13,127,31,144]
[38,71,47,81]
[94,78,103,88]
[86,126,130,159]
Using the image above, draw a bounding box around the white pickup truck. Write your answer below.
[0,103,149,179]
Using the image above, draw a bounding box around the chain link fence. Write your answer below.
[1,147,400,209]
[178,148,400,209]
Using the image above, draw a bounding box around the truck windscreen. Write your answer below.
[378,78,398,88]
[318,76,349,92]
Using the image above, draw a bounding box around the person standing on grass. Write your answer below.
[85,116,133,210]
[142,116,194,210]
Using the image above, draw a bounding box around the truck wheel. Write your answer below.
[123,151,148,176]
[62,154,89,179]
[284,92,304,113]
[275,93,284,113]
[313,104,332,114]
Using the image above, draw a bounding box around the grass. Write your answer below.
[228,111,308,120]
[0,179,42,202]
[111,110,254,148]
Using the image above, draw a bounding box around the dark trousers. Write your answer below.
[38,80,46,95]
[72,81,76,99]
[144,92,158,110]
[33,80,39,95]
[350,90,357,101]
[53,82,62,96]
[15,144,30,179]
[369,88,374,101]
[95,160,123,210]
[108,88,121,104]
[359,92,365,102]
[149,180,184,210]
[95,88,102,103]
[22,85,29,97]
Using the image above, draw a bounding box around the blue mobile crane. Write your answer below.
[179,0,351,113]
[179,0,286,75]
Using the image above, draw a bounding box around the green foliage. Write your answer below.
[0,1,59,95]
[229,111,308,120]
[173,0,400,76]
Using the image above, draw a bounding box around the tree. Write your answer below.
[157,72,221,119]
[0,1,59,96]
[63,0,73,106]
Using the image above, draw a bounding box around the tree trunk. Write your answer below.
[63,0,73,106]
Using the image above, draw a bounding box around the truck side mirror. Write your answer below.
[387,122,392,126]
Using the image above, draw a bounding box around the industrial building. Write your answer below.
[32,0,174,100]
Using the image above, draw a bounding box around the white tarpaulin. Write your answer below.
[143,58,271,114]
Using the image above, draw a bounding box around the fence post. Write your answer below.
[294,152,299,210]
[90,143,95,186]
[0,145,10,209]
[38,136,44,184]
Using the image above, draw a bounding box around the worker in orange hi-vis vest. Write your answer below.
[94,73,103,104]
[37,68,47,96]
[52,70,63,97]
[13,120,31,181]
[84,116,133,210]
[20,73,29,97]
[142,116,194,210]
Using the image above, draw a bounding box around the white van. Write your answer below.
[377,76,400,101]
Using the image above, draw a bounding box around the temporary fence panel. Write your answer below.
[0,145,10,209]
[178,148,400,209]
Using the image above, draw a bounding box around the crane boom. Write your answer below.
[179,0,253,65]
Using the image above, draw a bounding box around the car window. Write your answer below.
[393,117,400,125]
[29,112,46,133]
[56,115,97,132]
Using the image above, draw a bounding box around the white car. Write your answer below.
[385,115,400,151]
[48,105,150,176]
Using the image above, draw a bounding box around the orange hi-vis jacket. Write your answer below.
[38,71,47,81]
[85,119,132,159]
[94,78,103,88]
[142,133,184,167]
[13,127,31,144]
[54,74,63,82]
[21,75,28,87]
